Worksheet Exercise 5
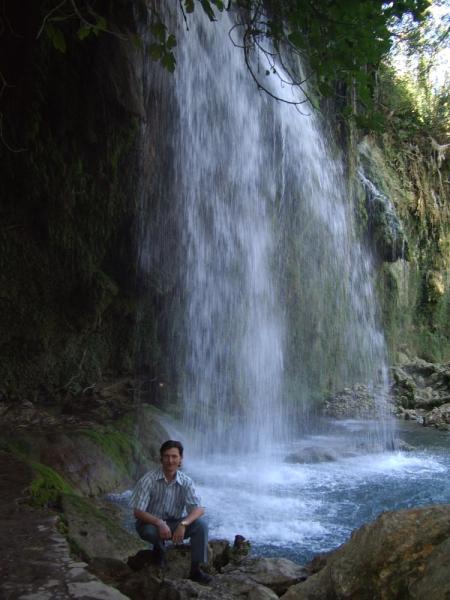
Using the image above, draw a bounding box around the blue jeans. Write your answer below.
[136,517,208,564]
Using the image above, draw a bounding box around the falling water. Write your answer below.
[138,9,395,456]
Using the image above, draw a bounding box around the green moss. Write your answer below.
[80,429,135,473]
[28,463,74,507]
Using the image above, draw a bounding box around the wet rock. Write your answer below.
[284,447,338,464]
[396,439,415,452]
[221,557,308,595]
[323,384,392,419]
[280,504,450,600]
[391,359,450,428]
[120,551,307,599]
[423,403,450,430]
[88,556,133,584]
[210,538,231,569]
[127,548,155,571]
[61,493,146,561]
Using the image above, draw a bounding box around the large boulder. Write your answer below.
[423,403,450,430]
[61,493,146,561]
[391,359,450,427]
[281,504,450,599]
[323,384,391,419]
[114,547,307,599]
[221,557,308,595]
[284,447,338,464]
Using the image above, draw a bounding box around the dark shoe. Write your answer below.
[189,568,212,585]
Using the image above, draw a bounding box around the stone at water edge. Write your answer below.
[280,504,450,600]
[284,447,338,464]
[221,557,308,596]
[423,402,450,430]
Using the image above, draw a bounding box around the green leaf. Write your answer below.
[318,81,333,97]
[200,0,217,21]
[166,34,177,50]
[77,26,92,41]
[149,43,164,60]
[130,34,144,50]
[150,21,167,42]
[47,25,66,53]
[95,16,107,32]
[161,52,176,73]
[287,31,304,48]
[184,0,195,13]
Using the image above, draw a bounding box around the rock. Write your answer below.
[127,549,155,571]
[423,403,450,430]
[248,585,279,600]
[0,452,130,600]
[120,552,307,599]
[324,384,393,419]
[390,360,450,425]
[396,439,415,452]
[222,557,308,595]
[61,493,146,562]
[284,447,338,464]
[126,538,231,576]
[210,538,231,569]
[88,557,133,584]
[280,504,450,600]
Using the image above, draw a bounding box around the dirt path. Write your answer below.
[0,451,128,599]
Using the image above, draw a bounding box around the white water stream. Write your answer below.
[164,10,394,454]
[116,421,450,563]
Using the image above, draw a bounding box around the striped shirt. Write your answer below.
[130,467,202,520]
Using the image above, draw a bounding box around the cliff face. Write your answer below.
[357,134,450,363]
[0,1,156,401]
[1,4,447,408]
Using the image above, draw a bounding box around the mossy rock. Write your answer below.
[61,493,146,562]
[28,462,74,507]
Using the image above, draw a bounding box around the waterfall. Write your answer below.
[138,9,395,456]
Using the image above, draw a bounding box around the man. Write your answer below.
[130,440,211,585]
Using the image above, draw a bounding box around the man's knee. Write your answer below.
[136,521,160,544]
[188,517,208,538]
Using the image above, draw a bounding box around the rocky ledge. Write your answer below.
[56,502,450,600]
[324,357,450,430]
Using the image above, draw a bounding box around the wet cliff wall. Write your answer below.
[357,130,449,363]
[0,1,167,402]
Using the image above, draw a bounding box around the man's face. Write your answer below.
[161,447,182,477]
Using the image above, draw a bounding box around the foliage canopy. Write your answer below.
[35,0,432,120]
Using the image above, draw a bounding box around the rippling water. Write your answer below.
[114,421,450,564]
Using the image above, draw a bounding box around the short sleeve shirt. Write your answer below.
[129,467,202,520]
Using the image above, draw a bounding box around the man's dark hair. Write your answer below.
[160,440,184,457]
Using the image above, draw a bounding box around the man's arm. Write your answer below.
[134,508,172,540]
[172,506,205,544]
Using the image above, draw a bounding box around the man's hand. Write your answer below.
[172,523,186,544]
[158,520,172,540]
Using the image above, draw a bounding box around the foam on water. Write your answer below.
[183,439,450,559]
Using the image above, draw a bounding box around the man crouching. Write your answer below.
[130,440,212,585]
